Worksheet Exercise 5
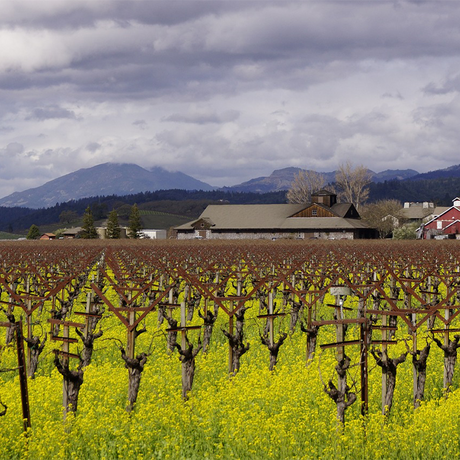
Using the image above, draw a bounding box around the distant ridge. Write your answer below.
[0,163,215,209]
[3,160,460,210]
[407,164,460,181]
[224,168,419,193]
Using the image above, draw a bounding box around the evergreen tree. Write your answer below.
[26,224,40,240]
[106,210,121,239]
[128,204,142,239]
[81,207,98,239]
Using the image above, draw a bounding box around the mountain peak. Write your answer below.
[0,163,214,209]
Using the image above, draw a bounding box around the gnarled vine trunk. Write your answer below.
[120,348,148,412]
[433,335,460,391]
[222,306,250,374]
[199,307,218,353]
[261,332,288,371]
[54,355,84,414]
[371,348,408,415]
[324,355,357,424]
[412,344,430,408]
[174,337,202,400]
[24,335,47,378]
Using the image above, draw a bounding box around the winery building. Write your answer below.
[175,190,377,240]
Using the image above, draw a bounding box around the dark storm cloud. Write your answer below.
[1,1,247,29]
[2,1,460,196]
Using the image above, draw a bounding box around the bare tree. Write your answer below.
[286,170,326,204]
[360,199,403,238]
[334,162,372,210]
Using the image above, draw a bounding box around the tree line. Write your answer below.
[0,190,287,233]
[26,205,144,240]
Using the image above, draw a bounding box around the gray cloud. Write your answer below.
[1,1,460,196]
[26,105,77,121]
[133,119,147,129]
[163,109,240,125]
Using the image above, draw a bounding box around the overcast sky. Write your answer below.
[1,0,460,198]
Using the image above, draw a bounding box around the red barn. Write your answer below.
[421,198,460,239]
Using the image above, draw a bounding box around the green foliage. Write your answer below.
[0,231,22,240]
[360,199,403,238]
[26,224,40,239]
[393,221,419,240]
[91,202,108,220]
[369,177,460,205]
[128,204,142,239]
[0,190,287,232]
[80,207,98,239]
[106,210,121,239]
[53,228,66,238]
[59,210,79,224]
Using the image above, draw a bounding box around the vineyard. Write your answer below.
[2,239,460,459]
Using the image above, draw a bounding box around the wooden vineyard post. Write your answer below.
[403,272,417,404]
[62,323,70,414]
[181,285,189,385]
[330,287,351,363]
[228,272,242,374]
[268,288,274,347]
[84,291,91,340]
[412,311,417,401]
[25,277,33,370]
[228,301,234,375]
[360,319,369,417]
[0,319,31,431]
[16,320,31,431]
[360,287,369,418]
[126,292,135,360]
[330,286,351,399]
[381,314,387,415]
[306,291,312,363]
[444,299,450,389]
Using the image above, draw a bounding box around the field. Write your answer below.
[1,239,460,459]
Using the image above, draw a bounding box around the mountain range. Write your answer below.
[223,167,419,193]
[0,162,460,209]
[0,163,213,209]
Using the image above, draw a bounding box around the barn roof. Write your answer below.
[176,203,369,231]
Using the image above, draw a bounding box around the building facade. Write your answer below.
[176,191,377,240]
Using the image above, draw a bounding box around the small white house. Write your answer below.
[140,229,167,239]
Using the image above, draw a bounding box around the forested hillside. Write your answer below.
[0,190,287,233]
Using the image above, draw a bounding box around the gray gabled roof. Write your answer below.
[176,203,369,231]
[331,203,354,218]
[176,204,307,230]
